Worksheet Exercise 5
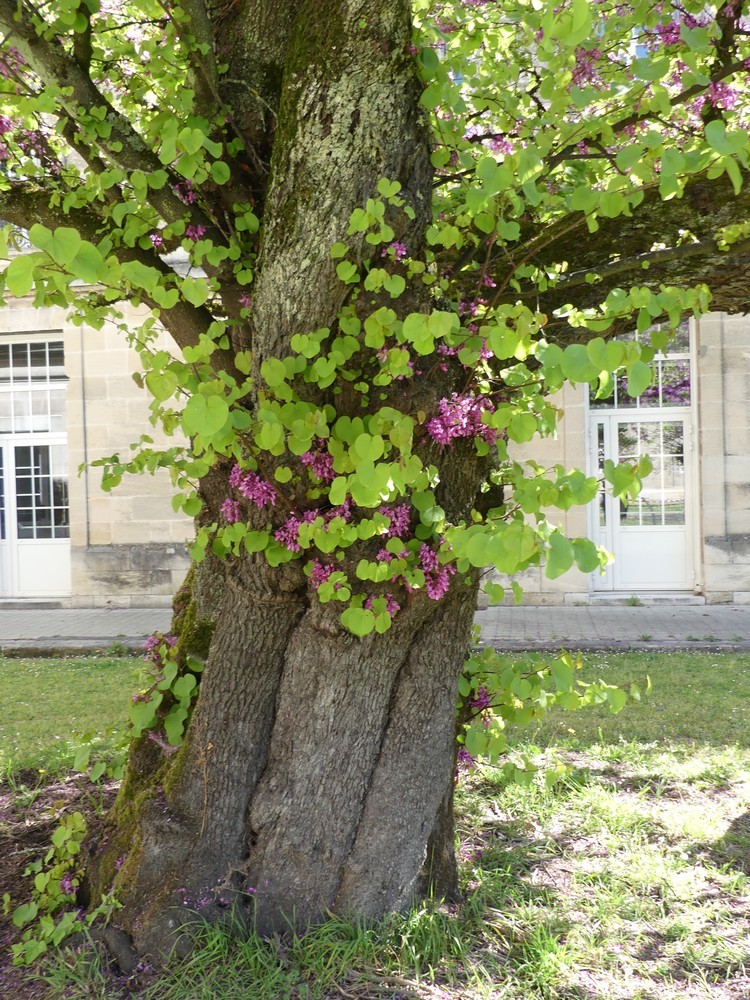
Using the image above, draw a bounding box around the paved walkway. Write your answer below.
[1,603,750,655]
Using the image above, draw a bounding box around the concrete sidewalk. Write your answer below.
[1,602,750,655]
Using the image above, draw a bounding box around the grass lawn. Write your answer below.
[0,654,138,775]
[2,651,749,998]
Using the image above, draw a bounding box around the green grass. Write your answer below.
[505,650,750,747]
[5,651,750,998]
[0,655,137,775]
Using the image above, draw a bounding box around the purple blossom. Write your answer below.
[364,593,401,615]
[419,543,456,600]
[309,559,333,589]
[707,81,738,110]
[571,47,602,87]
[173,180,196,205]
[229,465,277,508]
[0,46,25,79]
[378,503,411,538]
[149,232,164,249]
[301,448,335,483]
[654,20,681,46]
[274,510,318,552]
[426,394,497,447]
[488,136,514,155]
[239,293,252,309]
[185,224,207,241]
[457,747,476,772]
[60,875,75,896]
[470,685,492,712]
[0,115,13,135]
[221,498,242,523]
[143,632,177,663]
[326,499,352,523]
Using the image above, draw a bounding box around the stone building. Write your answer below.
[509,314,750,604]
[0,297,747,606]
[0,296,190,606]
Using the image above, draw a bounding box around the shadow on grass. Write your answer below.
[709,807,750,875]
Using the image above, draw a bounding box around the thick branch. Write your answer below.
[488,170,750,331]
[0,0,237,243]
[0,184,238,374]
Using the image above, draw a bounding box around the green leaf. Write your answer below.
[626,360,652,397]
[4,255,36,296]
[561,344,599,383]
[330,242,349,259]
[546,533,574,579]
[261,358,288,388]
[30,224,81,265]
[182,394,230,436]
[705,120,747,157]
[340,607,376,636]
[336,260,359,283]
[164,705,189,745]
[172,674,197,702]
[122,260,161,294]
[181,277,210,307]
[211,161,231,185]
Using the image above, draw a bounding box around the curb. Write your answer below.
[481,640,750,654]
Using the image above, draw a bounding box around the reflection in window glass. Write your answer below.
[591,322,691,410]
[616,420,685,528]
[0,340,67,434]
[13,444,69,540]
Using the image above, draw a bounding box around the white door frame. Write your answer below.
[0,335,71,598]
[586,321,699,594]
[588,412,694,592]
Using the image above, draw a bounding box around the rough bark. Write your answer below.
[85,0,477,959]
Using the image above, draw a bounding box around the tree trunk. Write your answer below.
[90,559,477,957]
[84,0,482,960]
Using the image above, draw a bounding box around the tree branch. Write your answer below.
[0,183,239,375]
[0,0,237,244]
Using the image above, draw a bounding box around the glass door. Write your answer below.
[591,415,691,591]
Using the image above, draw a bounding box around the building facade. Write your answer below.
[508,313,750,604]
[0,297,190,606]
[0,298,748,606]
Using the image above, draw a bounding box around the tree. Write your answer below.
[2,0,749,965]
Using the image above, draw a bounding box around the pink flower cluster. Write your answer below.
[0,46,24,79]
[143,632,177,665]
[571,47,602,88]
[378,503,411,538]
[426,394,497,447]
[653,20,681,47]
[274,510,319,553]
[470,685,492,712]
[309,559,334,589]
[229,464,277,508]
[364,593,401,615]
[419,543,456,600]
[221,498,241,523]
[173,180,196,205]
[185,224,207,241]
[301,448,335,482]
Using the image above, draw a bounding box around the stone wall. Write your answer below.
[696,313,750,603]
[0,297,191,606]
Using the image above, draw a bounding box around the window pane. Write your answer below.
[13,444,69,541]
[660,360,691,406]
